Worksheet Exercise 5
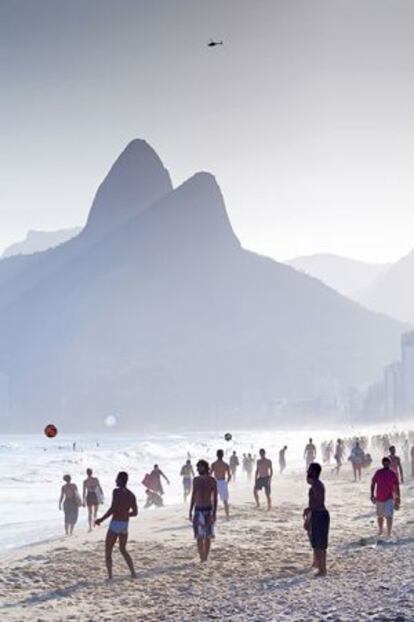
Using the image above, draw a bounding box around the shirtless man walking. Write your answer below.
[83,468,104,532]
[254,448,273,510]
[189,460,218,562]
[211,449,231,519]
[180,459,195,503]
[388,445,404,483]
[304,438,317,468]
[95,471,138,580]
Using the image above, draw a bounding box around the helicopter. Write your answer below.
[208,39,223,48]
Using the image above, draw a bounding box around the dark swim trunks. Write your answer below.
[86,491,98,506]
[309,509,330,550]
[255,476,271,494]
[193,506,215,539]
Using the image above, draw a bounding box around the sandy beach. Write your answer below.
[1,464,413,622]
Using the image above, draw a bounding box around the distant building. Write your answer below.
[401,331,414,413]
[0,373,10,420]
[384,362,403,417]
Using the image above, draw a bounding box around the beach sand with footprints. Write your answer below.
[1,465,414,622]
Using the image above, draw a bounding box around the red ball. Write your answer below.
[44,424,58,438]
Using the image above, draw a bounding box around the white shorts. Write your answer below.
[376,499,394,518]
[216,479,229,502]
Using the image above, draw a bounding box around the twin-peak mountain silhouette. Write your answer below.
[0,140,404,430]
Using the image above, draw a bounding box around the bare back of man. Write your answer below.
[95,472,138,580]
[189,461,218,562]
[211,454,231,519]
[254,451,273,510]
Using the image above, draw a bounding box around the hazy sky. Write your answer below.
[1,0,414,262]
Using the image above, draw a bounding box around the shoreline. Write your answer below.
[1,467,414,621]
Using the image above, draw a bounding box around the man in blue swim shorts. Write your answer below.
[95,471,138,579]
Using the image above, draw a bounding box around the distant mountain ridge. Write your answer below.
[2,227,82,258]
[286,253,390,299]
[0,140,405,431]
[358,249,414,323]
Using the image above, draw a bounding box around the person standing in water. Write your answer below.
[189,460,217,562]
[388,445,404,483]
[254,448,273,510]
[371,457,400,537]
[59,475,80,536]
[303,462,330,577]
[279,446,288,474]
[304,438,317,468]
[95,471,138,580]
[83,468,104,532]
[229,451,240,482]
[211,449,231,519]
[180,459,195,503]
[149,464,170,495]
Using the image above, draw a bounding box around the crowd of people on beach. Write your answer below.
[58,430,414,580]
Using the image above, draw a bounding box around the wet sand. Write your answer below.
[1,465,414,621]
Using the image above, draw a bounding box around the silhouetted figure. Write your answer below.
[180,459,195,503]
[189,460,218,562]
[304,438,316,468]
[388,445,404,483]
[303,462,329,577]
[229,451,240,482]
[95,471,138,580]
[211,449,231,519]
[59,475,80,535]
[83,468,104,532]
[254,449,273,510]
[350,441,364,482]
[279,446,287,474]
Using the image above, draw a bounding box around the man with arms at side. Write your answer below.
[254,448,273,510]
[83,468,104,532]
[371,457,400,538]
[95,471,138,580]
[388,445,404,484]
[189,460,218,562]
[211,449,231,519]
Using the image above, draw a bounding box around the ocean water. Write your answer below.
[0,423,410,553]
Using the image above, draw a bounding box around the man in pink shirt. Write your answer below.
[371,457,400,537]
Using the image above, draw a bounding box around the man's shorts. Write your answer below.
[193,507,215,539]
[376,499,394,518]
[182,478,192,493]
[216,479,229,502]
[255,476,271,495]
[109,520,129,535]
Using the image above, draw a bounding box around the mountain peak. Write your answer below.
[85,139,173,234]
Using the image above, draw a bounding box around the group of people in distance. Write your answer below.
[59,468,104,535]
[57,433,411,581]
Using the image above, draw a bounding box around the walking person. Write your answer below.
[211,449,231,519]
[371,457,400,538]
[279,446,287,474]
[254,448,273,510]
[303,462,330,577]
[59,474,81,536]
[189,460,218,562]
[95,471,138,580]
[350,441,365,482]
[229,451,240,482]
[83,468,104,532]
[304,438,317,468]
[180,459,195,503]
